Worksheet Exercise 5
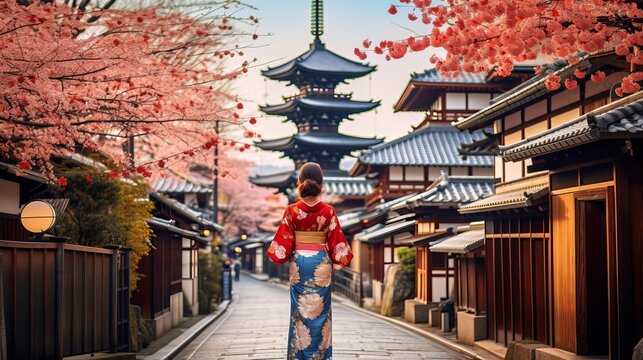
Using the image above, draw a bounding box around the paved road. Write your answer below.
[175,274,466,360]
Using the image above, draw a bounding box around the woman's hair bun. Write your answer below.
[298,178,322,198]
[297,162,323,198]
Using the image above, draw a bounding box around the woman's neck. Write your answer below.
[301,196,321,207]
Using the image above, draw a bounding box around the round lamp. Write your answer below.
[240,234,248,240]
[203,229,211,237]
[234,246,242,254]
[20,200,56,233]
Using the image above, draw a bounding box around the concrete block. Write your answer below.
[372,280,383,307]
[534,347,593,360]
[456,311,487,346]
[428,307,441,327]
[505,340,549,360]
[404,299,429,323]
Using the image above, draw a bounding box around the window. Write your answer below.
[551,108,580,127]
[450,167,469,176]
[524,119,548,138]
[473,167,494,177]
[405,166,424,181]
[504,129,523,146]
[417,221,435,234]
[580,162,613,185]
[551,88,580,110]
[446,93,467,109]
[428,167,446,180]
[389,166,403,181]
[468,93,492,110]
[504,112,521,130]
[525,100,547,122]
[551,169,578,190]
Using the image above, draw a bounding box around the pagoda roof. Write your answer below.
[262,40,375,82]
[351,124,492,175]
[255,133,383,152]
[260,96,380,116]
[248,169,375,198]
[153,175,212,194]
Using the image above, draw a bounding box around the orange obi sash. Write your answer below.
[294,231,326,251]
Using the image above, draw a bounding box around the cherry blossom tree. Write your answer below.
[216,153,284,236]
[359,0,642,94]
[0,1,260,184]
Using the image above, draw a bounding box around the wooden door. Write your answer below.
[552,193,576,352]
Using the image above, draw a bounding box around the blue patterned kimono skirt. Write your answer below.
[287,245,333,359]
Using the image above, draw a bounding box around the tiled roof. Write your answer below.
[146,217,210,245]
[392,172,494,210]
[500,92,643,161]
[324,176,375,197]
[459,173,549,214]
[459,132,500,158]
[354,218,416,243]
[262,40,375,81]
[42,198,70,218]
[260,96,380,116]
[454,50,614,130]
[149,192,224,232]
[398,229,453,246]
[356,125,493,167]
[256,133,383,152]
[153,176,212,194]
[0,161,49,184]
[411,69,487,84]
[249,169,375,198]
[429,222,485,254]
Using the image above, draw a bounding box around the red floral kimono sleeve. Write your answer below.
[326,213,353,267]
[266,207,295,264]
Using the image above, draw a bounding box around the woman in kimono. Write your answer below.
[266,162,353,360]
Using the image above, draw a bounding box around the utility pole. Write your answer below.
[213,120,219,228]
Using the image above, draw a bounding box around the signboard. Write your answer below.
[221,268,232,301]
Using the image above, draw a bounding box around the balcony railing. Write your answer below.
[365,181,430,206]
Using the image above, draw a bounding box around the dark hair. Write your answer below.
[297,162,323,198]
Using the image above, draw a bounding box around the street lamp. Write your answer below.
[20,200,56,233]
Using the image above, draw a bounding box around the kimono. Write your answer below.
[267,200,353,360]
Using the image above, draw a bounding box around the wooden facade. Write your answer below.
[455,51,642,357]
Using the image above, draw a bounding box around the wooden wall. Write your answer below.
[455,252,486,314]
[485,215,549,345]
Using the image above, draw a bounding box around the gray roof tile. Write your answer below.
[358,125,493,167]
[411,69,487,84]
[500,93,643,162]
[393,172,494,209]
[459,173,549,214]
[153,176,212,194]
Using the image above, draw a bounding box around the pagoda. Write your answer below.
[250,0,383,208]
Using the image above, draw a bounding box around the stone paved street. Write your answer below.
[174,274,467,360]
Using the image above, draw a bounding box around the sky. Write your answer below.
[231,1,442,170]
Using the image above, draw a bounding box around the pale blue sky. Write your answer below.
[231,1,441,169]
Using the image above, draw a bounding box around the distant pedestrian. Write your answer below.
[266,162,353,359]
[233,258,241,281]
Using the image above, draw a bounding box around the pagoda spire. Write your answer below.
[311,0,324,39]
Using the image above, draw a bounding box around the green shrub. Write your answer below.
[397,247,416,274]
[198,252,222,314]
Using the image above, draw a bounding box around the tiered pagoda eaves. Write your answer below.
[250,0,383,206]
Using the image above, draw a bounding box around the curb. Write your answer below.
[144,300,231,360]
[332,297,487,360]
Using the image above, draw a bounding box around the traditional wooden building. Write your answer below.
[248,0,382,211]
[454,50,642,358]
[429,222,486,344]
[135,192,222,337]
[391,173,494,306]
[134,217,210,338]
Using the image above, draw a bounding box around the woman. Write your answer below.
[266,162,353,360]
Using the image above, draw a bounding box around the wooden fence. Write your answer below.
[0,240,130,359]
